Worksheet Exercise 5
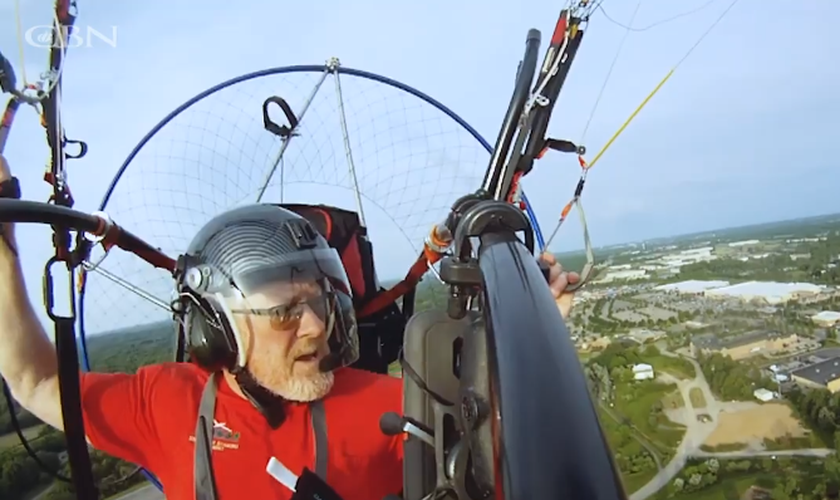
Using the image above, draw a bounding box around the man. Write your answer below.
[0,154,580,500]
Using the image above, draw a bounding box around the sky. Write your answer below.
[1,0,839,333]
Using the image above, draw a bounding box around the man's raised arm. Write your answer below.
[0,154,65,431]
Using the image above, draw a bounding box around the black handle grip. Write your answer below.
[0,199,176,272]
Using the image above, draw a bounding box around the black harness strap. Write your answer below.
[193,373,329,499]
[54,316,99,499]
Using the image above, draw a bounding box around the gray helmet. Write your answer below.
[177,203,360,374]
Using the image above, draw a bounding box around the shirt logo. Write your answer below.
[188,419,241,451]
[212,420,241,442]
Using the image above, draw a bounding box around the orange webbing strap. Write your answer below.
[357,247,444,319]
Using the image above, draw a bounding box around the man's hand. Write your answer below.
[539,252,580,320]
[0,154,10,181]
[0,154,15,252]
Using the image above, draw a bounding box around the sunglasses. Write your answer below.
[230,295,330,331]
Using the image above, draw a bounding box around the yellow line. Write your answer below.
[586,68,675,170]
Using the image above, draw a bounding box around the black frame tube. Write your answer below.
[478,233,625,500]
[520,21,585,175]
[0,199,103,229]
[0,199,176,271]
[481,29,541,198]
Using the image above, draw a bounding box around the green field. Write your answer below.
[596,379,687,493]
[598,404,662,494]
[689,388,706,409]
[614,381,686,452]
[646,355,696,380]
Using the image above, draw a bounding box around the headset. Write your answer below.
[170,210,359,376]
[175,265,240,371]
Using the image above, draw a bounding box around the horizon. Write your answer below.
[559,210,840,254]
[82,209,840,336]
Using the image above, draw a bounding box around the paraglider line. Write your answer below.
[257,68,331,203]
[329,59,368,227]
[579,0,641,144]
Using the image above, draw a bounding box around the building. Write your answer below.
[753,388,776,402]
[655,280,730,295]
[632,363,655,381]
[812,311,840,328]
[596,269,648,283]
[690,331,799,360]
[577,336,612,352]
[736,253,771,262]
[766,364,790,382]
[666,246,715,264]
[728,239,760,248]
[703,281,826,305]
[791,357,840,393]
[626,329,666,344]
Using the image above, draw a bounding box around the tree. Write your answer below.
[772,484,790,500]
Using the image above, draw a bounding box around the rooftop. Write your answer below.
[705,281,826,303]
[812,311,840,322]
[791,357,840,386]
[655,280,730,293]
[729,239,760,247]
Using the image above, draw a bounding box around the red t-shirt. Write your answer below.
[79,363,403,500]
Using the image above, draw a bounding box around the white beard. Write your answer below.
[270,371,335,402]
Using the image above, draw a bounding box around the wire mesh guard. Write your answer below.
[80,63,492,345]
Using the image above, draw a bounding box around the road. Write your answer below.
[630,354,719,500]
[693,448,834,459]
[629,351,835,500]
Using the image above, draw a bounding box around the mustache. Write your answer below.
[290,342,325,358]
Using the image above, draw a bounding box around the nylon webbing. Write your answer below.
[193,373,329,499]
[311,398,328,480]
[194,372,220,500]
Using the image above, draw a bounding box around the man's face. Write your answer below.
[227,279,335,402]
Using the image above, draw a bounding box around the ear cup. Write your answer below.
[184,293,238,371]
[327,290,360,368]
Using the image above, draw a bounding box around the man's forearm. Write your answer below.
[0,229,59,404]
